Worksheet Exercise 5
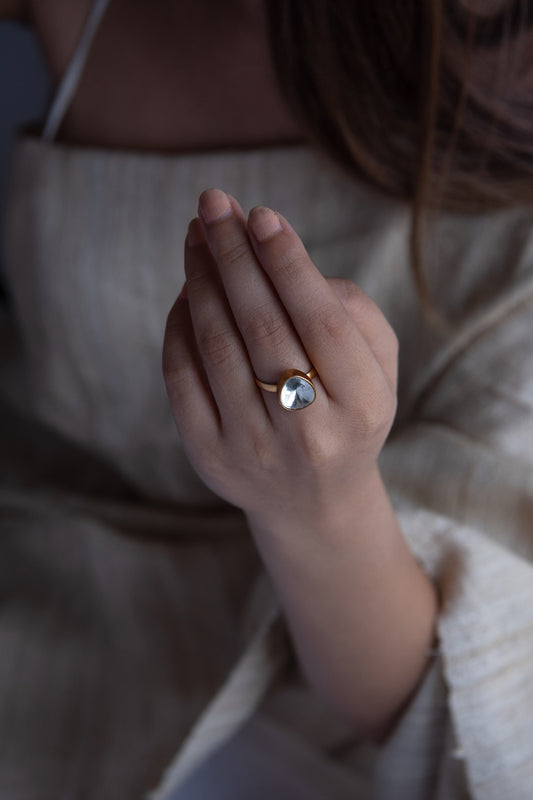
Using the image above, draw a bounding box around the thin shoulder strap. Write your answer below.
[42,0,113,142]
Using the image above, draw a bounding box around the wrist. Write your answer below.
[246,462,393,545]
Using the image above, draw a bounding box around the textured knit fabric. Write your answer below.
[2,9,533,798]
[3,131,533,800]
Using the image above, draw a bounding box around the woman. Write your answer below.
[1,1,532,798]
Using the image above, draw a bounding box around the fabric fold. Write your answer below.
[148,602,289,799]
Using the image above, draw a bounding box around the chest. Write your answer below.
[31,0,302,150]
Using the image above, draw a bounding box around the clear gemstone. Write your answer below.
[279,376,316,410]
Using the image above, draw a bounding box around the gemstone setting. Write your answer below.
[278,371,316,410]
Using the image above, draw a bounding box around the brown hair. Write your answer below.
[266,0,533,326]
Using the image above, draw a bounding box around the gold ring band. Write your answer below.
[255,368,318,411]
[255,368,317,392]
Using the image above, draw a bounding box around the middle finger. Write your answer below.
[197,189,313,396]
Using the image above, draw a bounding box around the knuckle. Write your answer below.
[270,245,309,281]
[306,301,348,343]
[355,401,383,441]
[162,354,199,419]
[184,267,210,293]
[219,419,276,484]
[355,382,397,441]
[334,279,398,341]
[217,237,251,268]
[296,425,337,470]
[163,362,193,404]
[198,326,239,367]
[249,427,277,473]
[331,278,370,312]
[339,279,365,304]
[242,307,289,348]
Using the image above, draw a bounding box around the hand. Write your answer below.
[163,189,399,525]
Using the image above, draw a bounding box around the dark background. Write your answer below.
[1,21,51,274]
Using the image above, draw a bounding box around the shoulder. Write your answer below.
[0,0,94,45]
[20,0,94,77]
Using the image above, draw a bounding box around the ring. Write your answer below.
[255,368,318,411]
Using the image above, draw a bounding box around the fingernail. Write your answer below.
[186,217,204,247]
[248,207,282,242]
[198,189,232,224]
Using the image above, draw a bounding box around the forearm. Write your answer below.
[246,465,438,739]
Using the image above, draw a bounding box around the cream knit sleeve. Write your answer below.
[378,277,533,800]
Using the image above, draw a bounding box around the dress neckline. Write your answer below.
[18,127,311,164]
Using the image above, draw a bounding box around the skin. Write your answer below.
[2,0,438,736]
[4,0,303,150]
[164,190,437,736]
